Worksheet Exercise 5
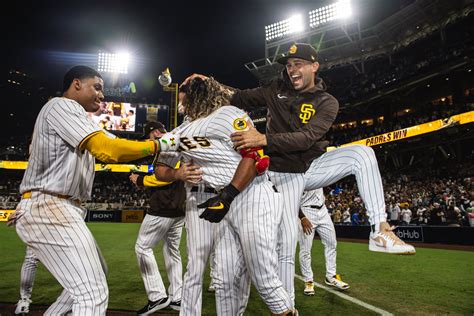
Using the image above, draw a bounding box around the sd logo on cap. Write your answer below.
[277,43,318,64]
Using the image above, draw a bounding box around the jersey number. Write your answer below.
[179,136,211,151]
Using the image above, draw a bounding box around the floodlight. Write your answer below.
[288,14,304,34]
[97,51,130,74]
[309,0,352,28]
[265,14,304,42]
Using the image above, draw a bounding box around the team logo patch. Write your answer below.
[299,104,316,124]
[289,44,297,54]
[233,118,248,130]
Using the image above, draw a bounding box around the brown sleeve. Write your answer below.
[266,95,339,153]
[230,86,270,111]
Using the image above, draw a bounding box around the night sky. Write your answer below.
[1,0,409,98]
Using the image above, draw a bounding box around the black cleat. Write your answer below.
[137,297,170,315]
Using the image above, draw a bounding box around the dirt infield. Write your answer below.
[0,303,178,316]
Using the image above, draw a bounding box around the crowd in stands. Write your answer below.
[0,176,21,209]
[91,173,149,208]
[326,161,474,227]
[2,158,473,228]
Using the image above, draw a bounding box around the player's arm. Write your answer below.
[198,138,270,223]
[180,73,268,111]
[155,162,203,184]
[232,97,339,152]
[130,173,171,188]
[299,208,313,235]
[79,131,178,163]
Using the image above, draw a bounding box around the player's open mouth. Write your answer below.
[291,74,302,86]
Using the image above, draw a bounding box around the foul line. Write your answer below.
[295,274,393,316]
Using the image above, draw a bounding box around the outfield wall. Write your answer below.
[333,225,474,245]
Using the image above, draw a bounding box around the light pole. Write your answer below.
[159,68,178,130]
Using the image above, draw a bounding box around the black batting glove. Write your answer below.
[198,184,240,223]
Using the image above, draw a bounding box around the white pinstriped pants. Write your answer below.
[135,214,184,302]
[19,246,40,300]
[214,176,293,315]
[298,204,337,281]
[180,191,220,316]
[272,145,387,303]
[15,192,108,316]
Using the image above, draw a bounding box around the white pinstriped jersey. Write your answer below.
[20,97,101,201]
[301,188,325,209]
[158,106,252,190]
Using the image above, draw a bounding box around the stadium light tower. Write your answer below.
[97,51,130,74]
[247,0,360,83]
[309,0,352,28]
[265,14,305,42]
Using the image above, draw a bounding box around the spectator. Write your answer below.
[400,205,412,225]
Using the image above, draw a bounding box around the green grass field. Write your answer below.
[1,223,473,315]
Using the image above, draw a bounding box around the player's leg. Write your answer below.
[231,178,294,314]
[213,219,246,315]
[269,171,305,303]
[135,214,174,313]
[315,209,350,290]
[297,213,316,296]
[45,240,107,315]
[180,192,215,316]
[208,249,217,293]
[16,196,108,315]
[163,217,184,310]
[15,246,39,314]
[44,289,74,316]
[303,145,415,254]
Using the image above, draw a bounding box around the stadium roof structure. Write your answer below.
[245,0,474,84]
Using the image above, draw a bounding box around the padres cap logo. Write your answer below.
[233,118,248,130]
[289,44,297,54]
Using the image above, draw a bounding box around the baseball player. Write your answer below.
[153,86,221,316]
[156,77,295,315]
[9,65,178,315]
[184,43,415,304]
[298,189,349,296]
[130,121,186,315]
[14,247,39,314]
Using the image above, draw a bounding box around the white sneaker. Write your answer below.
[15,298,31,314]
[303,281,315,296]
[369,223,416,255]
[325,274,350,290]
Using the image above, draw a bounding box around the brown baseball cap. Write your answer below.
[143,121,166,136]
[277,43,318,64]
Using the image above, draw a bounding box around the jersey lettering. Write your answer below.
[179,136,211,151]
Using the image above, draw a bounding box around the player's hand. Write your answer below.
[301,217,313,235]
[158,133,180,152]
[129,173,139,186]
[181,73,209,88]
[176,161,203,184]
[6,209,24,227]
[231,128,267,150]
[198,184,240,223]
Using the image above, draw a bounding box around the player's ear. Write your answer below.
[73,78,82,91]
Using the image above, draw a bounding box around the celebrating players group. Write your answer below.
[10,43,415,316]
